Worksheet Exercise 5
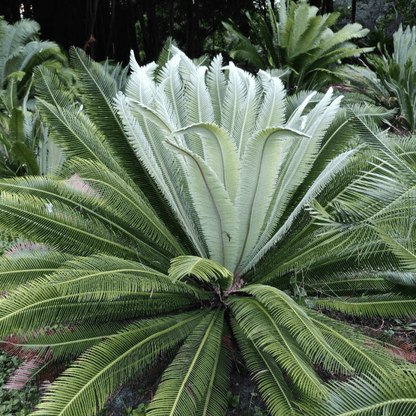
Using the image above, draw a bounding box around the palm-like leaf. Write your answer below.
[0,45,415,416]
[223,0,372,89]
[305,371,416,415]
[339,24,416,131]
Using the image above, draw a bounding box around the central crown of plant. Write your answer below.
[116,46,344,284]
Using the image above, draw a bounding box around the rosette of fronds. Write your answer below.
[223,0,372,90]
[0,46,415,416]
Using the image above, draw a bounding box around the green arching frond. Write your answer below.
[304,271,396,296]
[370,211,416,274]
[58,158,185,256]
[232,318,300,416]
[0,171,184,260]
[0,273,200,336]
[306,371,416,416]
[166,140,238,269]
[173,123,239,201]
[44,254,210,300]
[198,327,230,416]
[6,321,130,360]
[315,293,416,318]
[35,97,124,176]
[0,190,170,269]
[241,285,352,373]
[68,48,142,183]
[169,256,233,290]
[32,311,203,416]
[305,309,398,377]
[229,296,326,398]
[0,248,72,291]
[234,127,308,272]
[147,309,225,416]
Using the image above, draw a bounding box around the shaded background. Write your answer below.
[0,0,261,64]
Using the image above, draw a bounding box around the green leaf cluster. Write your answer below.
[0,44,415,416]
[223,0,372,90]
[338,24,416,131]
[0,17,68,177]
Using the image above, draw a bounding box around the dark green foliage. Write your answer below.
[223,0,372,90]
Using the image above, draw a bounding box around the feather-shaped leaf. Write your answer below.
[229,296,326,397]
[169,255,233,290]
[147,309,225,416]
[32,311,202,416]
[173,123,239,201]
[232,318,299,416]
[166,141,238,269]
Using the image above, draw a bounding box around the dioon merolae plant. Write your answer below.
[0,46,416,415]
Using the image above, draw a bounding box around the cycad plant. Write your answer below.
[0,46,416,416]
[223,0,372,90]
[0,17,69,177]
[0,17,68,108]
[338,25,416,131]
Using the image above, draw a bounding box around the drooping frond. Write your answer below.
[232,317,300,416]
[241,285,351,373]
[304,270,397,296]
[305,309,399,376]
[0,248,72,291]
[5,321,130,360]
[229,295,326,398]
[0,170,185,260]
[147,309,226,416]
[0,190,170,269]
[0,267,201,337]
[32,311,203,416]
[305,371,416,416]
[314,293,416,318]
